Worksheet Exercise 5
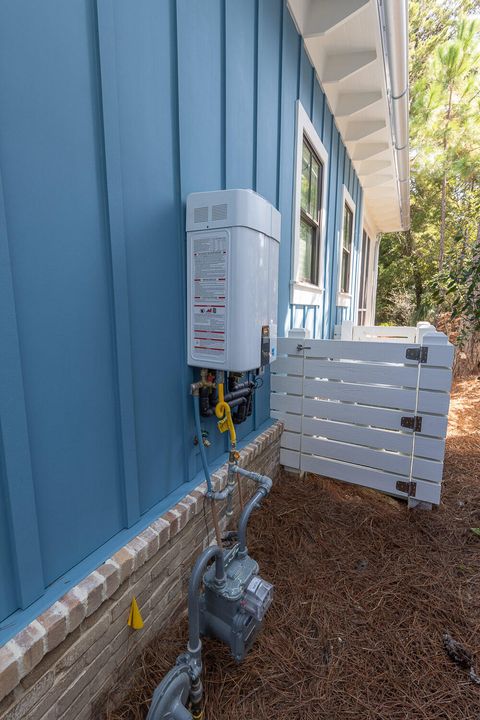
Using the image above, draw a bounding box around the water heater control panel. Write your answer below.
[186,189,280,373]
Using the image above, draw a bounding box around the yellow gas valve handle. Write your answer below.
[217,416,229,433]
[215,383,236,445]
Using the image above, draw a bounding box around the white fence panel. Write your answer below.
[271,327,454,506]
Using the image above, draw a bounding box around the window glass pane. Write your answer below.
[362,236,371,308]
[341,248,350,293]
[298,219,315,284]
[343,204,353,252]
[310,156,320,220]
[358,230,367,310]
[297,136,324,288]
[301,143,311,214]
[365,237,371,284]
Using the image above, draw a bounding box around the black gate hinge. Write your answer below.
[401,415,423,432]
[405,346,428,363]
[396,480,417,497]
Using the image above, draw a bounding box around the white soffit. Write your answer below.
[287,0,404,234]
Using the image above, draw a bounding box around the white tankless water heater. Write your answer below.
[186,189,280,373]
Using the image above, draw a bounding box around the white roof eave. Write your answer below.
[287,0,410,234]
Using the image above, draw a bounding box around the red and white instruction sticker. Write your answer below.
[192,233,228,361]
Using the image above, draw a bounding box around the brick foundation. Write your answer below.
[0,422,282,720]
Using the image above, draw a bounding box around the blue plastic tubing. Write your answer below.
[193,394,213,494]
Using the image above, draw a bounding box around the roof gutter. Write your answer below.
[379,0,410,230]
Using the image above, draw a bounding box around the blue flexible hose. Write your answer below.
[193,394,213,494]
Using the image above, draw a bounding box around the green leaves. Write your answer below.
[377,3,480,334]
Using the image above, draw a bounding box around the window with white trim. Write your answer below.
[340,204,353,293]
[336,186,356,307]
[291,101,328,306]
[298,138,323,285]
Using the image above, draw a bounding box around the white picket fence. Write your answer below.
[271,325,454,506]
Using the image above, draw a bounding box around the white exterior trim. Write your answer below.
[291,100,329,306]
[336,185,356,307]
[362,210,380,324]
[370,236,381,323]
[356,213,377,325]
[286,0,409,233]
[365,218,378,320]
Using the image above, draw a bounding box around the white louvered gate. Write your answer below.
[270,329,454,506]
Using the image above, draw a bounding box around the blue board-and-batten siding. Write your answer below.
[0,0,363,637]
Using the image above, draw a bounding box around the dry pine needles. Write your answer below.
[100,378,480,720]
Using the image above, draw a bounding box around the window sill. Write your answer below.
[336,292,352,307]
[291,281,324,306]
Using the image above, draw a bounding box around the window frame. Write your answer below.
[336,185,356,308]
[357,228,371,325]
[291,100,328,306]
[362,216,379,325]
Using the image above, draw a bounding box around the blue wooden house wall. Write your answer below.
[0,0,363,637]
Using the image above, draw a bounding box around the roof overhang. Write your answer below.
[287,0,410,234]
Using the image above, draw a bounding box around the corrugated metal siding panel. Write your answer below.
[0,0,364,628]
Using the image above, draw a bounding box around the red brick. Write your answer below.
[180,495,197,522]
[10,622,45,677]
[0,644,21,702]
[150,517,170,549]
[124,536,148,571]
[96,561,121,598]
[196,481,208,495]
[171,502,189,531]
[163,509,180,536]
[110,546,135,584]
[189,489,206,515]
[56,616,109,673]
[137,527,160,560]
[0,423,282,719]
[74,573,105,617]
[58,590,86,634]
[37,602,68,654]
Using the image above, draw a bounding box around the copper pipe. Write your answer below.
[237,474,244,511]
[210,499,223,547]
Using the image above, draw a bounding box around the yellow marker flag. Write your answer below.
[127,596,144,630]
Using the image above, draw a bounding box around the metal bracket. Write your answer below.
[401,415,423,432]
[396,480,417,497]
[405,346,428,363]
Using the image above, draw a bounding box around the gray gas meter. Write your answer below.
[200,545,273,662]
[146,467,274,720]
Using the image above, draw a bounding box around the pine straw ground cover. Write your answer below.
[101,378,480,720]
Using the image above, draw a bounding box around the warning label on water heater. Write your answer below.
[192,233,228,361]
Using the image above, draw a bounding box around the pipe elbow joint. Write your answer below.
[232,466,272,495]
[258,474,272,495]
[208,485,233,502]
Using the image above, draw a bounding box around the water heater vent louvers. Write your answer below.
[211,203,228,222]
[194,206,209,223]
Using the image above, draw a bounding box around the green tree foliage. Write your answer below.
[377,1,480,336]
